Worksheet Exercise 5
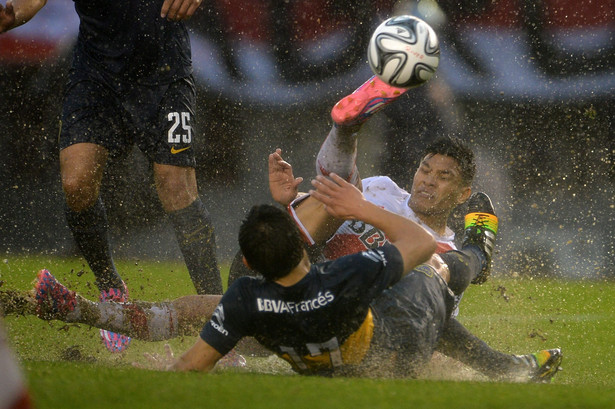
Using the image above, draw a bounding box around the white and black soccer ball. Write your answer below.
[367,15,440,88]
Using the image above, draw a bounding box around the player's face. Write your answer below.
[409,154,470,217]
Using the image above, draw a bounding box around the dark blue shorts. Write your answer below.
[59,72,197,167]
[370,265,455,376]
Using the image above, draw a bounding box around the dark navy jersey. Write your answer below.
[71,0,192,84]
[201,244,404,374]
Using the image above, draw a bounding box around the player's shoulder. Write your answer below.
[362,176,409,207]
[362,176,406,194]
[362,175,396,188]
[225,275,264,296]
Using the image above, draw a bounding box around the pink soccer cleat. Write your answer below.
[34,269,77,319]
[99,284,132,353]
[331,75,408,127]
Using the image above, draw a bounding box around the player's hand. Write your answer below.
[268,148,303,206]
[161,0,202,21]
[309,173,367,220]
[135,344,176,371]
[0,1,16,34]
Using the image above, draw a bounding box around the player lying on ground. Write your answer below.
[227,76,563,381]
[0,174,561,380]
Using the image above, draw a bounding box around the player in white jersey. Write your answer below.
[321,176,457,260]
[229,134,474,285]
[227,75,558,381]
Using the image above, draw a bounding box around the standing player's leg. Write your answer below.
[154,163,222,294]
[60,143,124,292]
[148,76,222,295]
[61,143,132,352]
[59,77,133,352]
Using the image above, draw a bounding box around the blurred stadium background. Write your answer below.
[0,0,613,280]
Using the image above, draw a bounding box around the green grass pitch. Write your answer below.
[1,255,614,409]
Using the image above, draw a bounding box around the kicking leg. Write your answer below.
[316,124,361,186]
[317,75,409,186]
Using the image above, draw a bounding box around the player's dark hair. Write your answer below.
[422,136,476,186]
[238,204,305,281]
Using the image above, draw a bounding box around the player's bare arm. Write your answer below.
[268,148,303,206]
[161,0,202,21]
[0,0,45,34]
[310,173,436,273]
[169,338,222,372]
[141,341,221,372]
[268,149,342,245]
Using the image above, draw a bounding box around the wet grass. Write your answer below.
[2,255,614,409]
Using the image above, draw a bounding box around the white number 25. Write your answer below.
[167,112,192,143]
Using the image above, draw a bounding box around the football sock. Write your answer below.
[61,296,178,342]
[439,246,485,295]
[169,198,222,295]
[437,318,532,380]
[316,125,360,186]
[65,198,123,292]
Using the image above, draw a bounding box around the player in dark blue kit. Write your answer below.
[165,173,493,376]
[0,0,222,352]
[2,172,561,380]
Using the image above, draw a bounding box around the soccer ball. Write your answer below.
[367,15,440,88]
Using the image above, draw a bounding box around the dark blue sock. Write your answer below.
[169,198,222,294]
[439,245,485,295]
[65,198,123,292]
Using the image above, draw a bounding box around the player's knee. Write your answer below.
[62,177,100,211]
[154,165,197,209]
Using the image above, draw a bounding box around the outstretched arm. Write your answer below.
[141,339,223,373]
[310,173,436,273]
[170,338,223,372]
[268,148,303,206]
[0,0,46,34]
[269,148,344,245]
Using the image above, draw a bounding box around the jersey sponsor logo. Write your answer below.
[210,305,228,336]
[347,220,366,234]
[345,219,387,250]
[359,227,387,249]
[170,146,191,154]
[257,291,335,314]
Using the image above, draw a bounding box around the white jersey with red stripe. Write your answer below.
[321,176,463,317]
[323,176,457,260]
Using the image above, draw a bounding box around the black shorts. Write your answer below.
[59,72,197,167]
[369,265,455,376]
